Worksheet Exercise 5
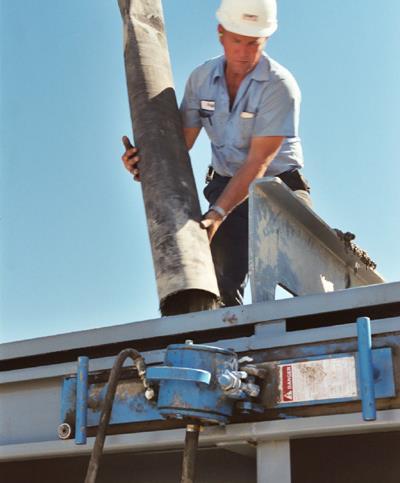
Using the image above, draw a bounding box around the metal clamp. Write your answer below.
[146,366,211,385]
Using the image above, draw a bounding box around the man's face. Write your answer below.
[219,27,267,76]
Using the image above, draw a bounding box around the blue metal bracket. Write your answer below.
[75,356,89,444]
[357,317,376,421]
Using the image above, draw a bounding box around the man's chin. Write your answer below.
[232,63,253,75]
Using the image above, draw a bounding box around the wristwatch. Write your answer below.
[209,204,227,221]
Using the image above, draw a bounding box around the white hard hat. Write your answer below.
[216,0,278,37]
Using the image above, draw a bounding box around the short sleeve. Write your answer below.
[253,76,301,138]
[180,72,202,129]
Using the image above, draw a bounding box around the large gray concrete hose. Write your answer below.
[117,0,220,315]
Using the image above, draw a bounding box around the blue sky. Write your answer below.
[1,0,399,343]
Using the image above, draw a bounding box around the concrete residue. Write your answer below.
[334,229,377,270]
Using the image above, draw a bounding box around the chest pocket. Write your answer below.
[199,109,227,148]
[234,113,257,149]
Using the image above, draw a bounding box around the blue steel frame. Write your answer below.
[59,317,395,441]
[60,353,394,441]
[357,317,377,421]
[75,356,89,444]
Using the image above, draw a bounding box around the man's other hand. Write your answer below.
[121,136,141,181]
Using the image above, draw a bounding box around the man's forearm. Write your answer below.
[213,136,283,216]
[183,127,202,151]
[214,160,270,215]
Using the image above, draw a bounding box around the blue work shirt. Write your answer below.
[180,53,304,178]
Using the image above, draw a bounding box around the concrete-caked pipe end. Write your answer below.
[160,289,221,316]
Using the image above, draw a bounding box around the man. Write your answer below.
[122,0,310,307]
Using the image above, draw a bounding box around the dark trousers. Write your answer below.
[203,170,310,307]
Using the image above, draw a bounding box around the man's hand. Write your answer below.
[121,129,201,182]
[200,209,224,242]
[121,136,141,181]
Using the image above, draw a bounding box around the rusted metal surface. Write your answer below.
[222,312,239,326]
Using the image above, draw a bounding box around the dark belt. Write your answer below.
[206,166,310,193]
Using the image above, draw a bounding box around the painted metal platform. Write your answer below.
[1,282,399,482]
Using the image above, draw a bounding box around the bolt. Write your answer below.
[57,423,72,440]
[218,373,233,389]
[145,387,155,400]
[244,383,260,398]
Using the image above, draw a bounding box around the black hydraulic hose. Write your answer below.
[181,424,201,483]
[84,348,147,483]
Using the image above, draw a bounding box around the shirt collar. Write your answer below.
[250,53,271,81]
[211,53,270,83]
[211,56,225,83]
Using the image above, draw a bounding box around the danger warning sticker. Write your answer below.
[279,356,358,404]
[282,365,294,402]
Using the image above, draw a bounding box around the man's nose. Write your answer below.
[236,44,249,59]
